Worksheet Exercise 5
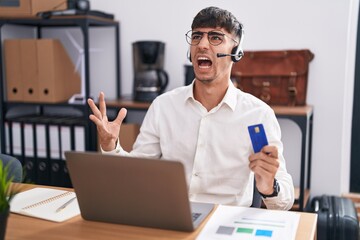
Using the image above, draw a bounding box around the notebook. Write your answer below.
[65,151,215,232]
[10,187,80,222]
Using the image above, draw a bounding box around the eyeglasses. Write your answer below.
[185,30,238,46]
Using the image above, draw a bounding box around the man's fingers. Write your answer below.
[262,145,278,158]
[249,159,278,174]
[89,114,103,126]
[114,108,128,125]
[87,98,102,119]
[99,92,107,118]
[249,152,279,166]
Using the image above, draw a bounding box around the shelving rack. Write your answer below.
[0,15,120,186]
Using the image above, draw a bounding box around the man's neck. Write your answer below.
[193,79,229,111]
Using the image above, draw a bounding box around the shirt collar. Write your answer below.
[221,80,238,111]
[185,79,238,111]
[185,81,195,102]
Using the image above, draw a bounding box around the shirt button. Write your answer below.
[194,173,199,177]
[116,149,120,153]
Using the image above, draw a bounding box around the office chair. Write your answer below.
[250,180,262,208]
[0,154,23,183]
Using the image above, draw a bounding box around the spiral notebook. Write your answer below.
[10,187,80,222]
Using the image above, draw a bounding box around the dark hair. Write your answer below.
[191,6,243,40]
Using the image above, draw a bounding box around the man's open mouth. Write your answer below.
[197,57,212,68]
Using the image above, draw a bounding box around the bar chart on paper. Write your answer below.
[197,205,300,240]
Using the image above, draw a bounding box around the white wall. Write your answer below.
[91,0,359,196]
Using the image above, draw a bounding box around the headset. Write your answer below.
[216,29,244,62]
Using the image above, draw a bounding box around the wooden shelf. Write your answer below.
[106,98,151,110]
[271,105,313,117]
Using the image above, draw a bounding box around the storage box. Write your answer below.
[0,0,67,17]
[4,39,81,103]
[98,123,140,152]
[3,40,23,101]
[119,124,140,152]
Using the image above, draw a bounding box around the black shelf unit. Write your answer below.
[0,15,120,186]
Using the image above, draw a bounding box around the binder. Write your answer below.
[36,117,51,185]
[11,121,22,155]
[22,115,44,184]
[61,117,77,187]
[50,158,66,187]
[4,113,86,187]
[60,124,72,159]
[74,126,85,152]
[49,119,73,187]
[49,116,80,187]
[49,124,62,186]
[60,126,72,187]
[4,121,11,154]
[23,119,37,183]
[49,124,60,159]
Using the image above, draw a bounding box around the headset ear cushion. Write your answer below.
[231,46,243,62]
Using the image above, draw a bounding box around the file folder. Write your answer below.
[21,40,39,102]
[4,121,12,154]
[36,117,52,185]
[11,121,22,155]
[23,119,37,183]
[4,40,24,101]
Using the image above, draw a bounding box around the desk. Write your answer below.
[6,184,317,240]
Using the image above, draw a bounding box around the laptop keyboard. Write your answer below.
[192,212,202,222]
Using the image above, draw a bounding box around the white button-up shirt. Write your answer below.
[107,80,294,210]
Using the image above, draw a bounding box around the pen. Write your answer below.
[55,197,77,213]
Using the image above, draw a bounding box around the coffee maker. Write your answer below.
[133,41,169,102]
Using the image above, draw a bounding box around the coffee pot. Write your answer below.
[132,41,169,102]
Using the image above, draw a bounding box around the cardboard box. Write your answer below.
[0,0,67,17]
[37,39,81,103]
[4,39,81,103]
[21,39,39,102]
[4,40,23,101]
[98,124,140,152]
[119,124,140,152]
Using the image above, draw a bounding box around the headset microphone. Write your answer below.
[216,51,244,62]
[217,53,239,58]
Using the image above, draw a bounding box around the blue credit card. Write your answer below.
[248,124,268,153]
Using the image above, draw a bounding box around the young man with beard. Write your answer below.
[88,6,294,210]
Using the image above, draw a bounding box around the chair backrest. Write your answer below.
[250,180,262,208]
[0,154,22,183]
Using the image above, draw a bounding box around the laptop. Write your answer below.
[65,151,214,232]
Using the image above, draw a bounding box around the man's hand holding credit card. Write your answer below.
[248,124,280,197]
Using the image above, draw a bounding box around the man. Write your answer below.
[88,6,294,210]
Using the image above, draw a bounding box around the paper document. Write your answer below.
[197,205,300,240]
[10,187,80,222]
